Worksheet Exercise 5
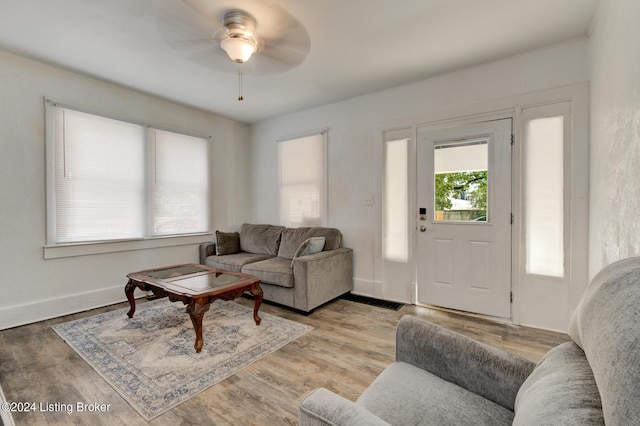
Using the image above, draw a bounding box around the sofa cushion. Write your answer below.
[204,253,274,272]
[357,361,514,426]
[568,257,640,425]
[277,227,342,259]
[513,342,604,425]
[291,237,325,268]
[241,257,294,288]
[239,223,285,255]
[215,231,240,255]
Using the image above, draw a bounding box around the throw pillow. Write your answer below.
[291,237,325,268]
[215,231,240,255]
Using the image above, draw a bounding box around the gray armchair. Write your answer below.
[299,315,533,425]
[300,256,640,425]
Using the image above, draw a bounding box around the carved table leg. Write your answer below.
[186,301,211,353]
[250,283,263,325]
[125,279,137,318]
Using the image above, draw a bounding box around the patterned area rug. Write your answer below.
[52,299,312,420]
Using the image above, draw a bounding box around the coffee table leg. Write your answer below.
[186,302,210,353]
[125,279,137,318]
[250,283,263,325]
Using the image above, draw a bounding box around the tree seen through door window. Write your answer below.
[434,171,487,221]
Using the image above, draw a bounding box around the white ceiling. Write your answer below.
[0,0,597,124]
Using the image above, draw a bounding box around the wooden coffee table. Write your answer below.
[125,263,262,353]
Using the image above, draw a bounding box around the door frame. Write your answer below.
[374,82,589,331]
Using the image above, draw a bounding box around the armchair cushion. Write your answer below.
[358,361,514,425]
[299,388,390,426]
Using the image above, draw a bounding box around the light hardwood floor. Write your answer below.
[0,296,570,425]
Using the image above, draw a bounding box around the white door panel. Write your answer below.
[417,119,512,318]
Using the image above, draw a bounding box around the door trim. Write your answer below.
[374,82,589,332]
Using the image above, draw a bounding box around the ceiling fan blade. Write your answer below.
[157,1,217,43]
[157,1,239,72]
[180,0,223,23]
[256,3,300,39]
[166,38,213,51]
[259,43,307,68]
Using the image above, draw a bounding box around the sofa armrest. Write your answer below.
[292,247,352,264]
[292,248,353,311]
[299,388,390,426]
[198,242,216,264]
[396,315,535,412]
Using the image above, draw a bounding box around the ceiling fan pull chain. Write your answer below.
[238,64,244,101]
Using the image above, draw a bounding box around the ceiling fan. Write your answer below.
[158,0,311,100]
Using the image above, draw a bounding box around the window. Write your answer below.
[433,139,488,222]
[523,106,566,278]
[383,134,409,262]
[150,129,210,236]
[279,131,326,227]
[47,103,210,245]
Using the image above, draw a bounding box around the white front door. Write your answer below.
[416,119,512,318]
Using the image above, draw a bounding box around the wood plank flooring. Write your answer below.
[0,297,570,425]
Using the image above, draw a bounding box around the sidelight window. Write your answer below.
[523,109,566,278]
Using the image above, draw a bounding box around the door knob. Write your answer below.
[419,226,427,232]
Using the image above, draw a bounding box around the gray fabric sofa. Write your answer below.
[199,223,353,313]
[299,256,640,425]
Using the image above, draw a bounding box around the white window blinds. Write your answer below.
[51,105,209,244]
[279,132,326,227]
[523,111,565,277]
[383,136,410,262]
[54,108,146,243]
[151,130,209,236]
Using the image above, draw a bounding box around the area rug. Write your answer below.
[52,299,312,420]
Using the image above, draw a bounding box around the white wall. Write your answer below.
[249,38,589,297]
[588,0,640,278]
[0,51,249,329]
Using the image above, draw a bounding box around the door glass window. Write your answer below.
[433,138,488,222]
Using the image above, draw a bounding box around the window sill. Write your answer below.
[43,233,213,259]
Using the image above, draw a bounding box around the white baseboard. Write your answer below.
[0,285,129,330]
[352,277,377,296]
[351,278,412,304]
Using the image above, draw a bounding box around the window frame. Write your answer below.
[44,98,213,258]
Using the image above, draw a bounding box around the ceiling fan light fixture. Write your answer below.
[220,35,257,63]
